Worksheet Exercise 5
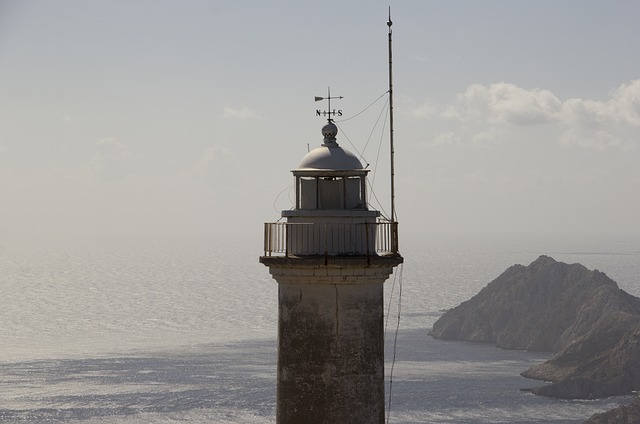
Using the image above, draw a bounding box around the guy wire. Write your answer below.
[386,262,404,424]
[335,90,388,123]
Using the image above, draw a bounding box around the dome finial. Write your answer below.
[321,121,338,146]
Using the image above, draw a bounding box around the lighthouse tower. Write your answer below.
[260,117,403,423]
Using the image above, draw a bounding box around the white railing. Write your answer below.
[263,221,399,257]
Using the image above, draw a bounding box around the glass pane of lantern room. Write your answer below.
[345,176,363,209]
[299,177,317,209]
[318,177,344,209]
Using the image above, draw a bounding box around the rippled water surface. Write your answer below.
[1,235,638,423]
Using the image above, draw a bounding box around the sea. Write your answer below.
[1,233,638,423]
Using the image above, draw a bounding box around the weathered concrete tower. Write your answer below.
[260,119,403,424]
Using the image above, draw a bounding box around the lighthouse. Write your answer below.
[260,114,403,423]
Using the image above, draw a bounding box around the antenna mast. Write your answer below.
[387,8,396,222]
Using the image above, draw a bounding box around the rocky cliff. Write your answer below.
[522,312,640,399]
[584,396,640,423]
[430,255,640,399]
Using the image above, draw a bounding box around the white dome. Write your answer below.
[297,145,363,170]
[296,121,364,170]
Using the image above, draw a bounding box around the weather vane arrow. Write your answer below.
[314,87,343,121]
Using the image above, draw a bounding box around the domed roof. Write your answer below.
[297,145,364,170]
[296,121,364,170]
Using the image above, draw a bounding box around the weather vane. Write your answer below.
[314,87,343,121]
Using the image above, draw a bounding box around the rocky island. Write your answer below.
[584,396,640,423]
[430,256,640,420]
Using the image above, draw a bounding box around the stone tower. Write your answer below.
[260,120,403,424]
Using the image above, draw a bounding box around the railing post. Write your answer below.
[264,223,269,256]
[365,222,370,256]
[385,222,389,253]
[324,223,328,263]
[365,222,371,264]
[285,223,289,258]
[393,222,399,254]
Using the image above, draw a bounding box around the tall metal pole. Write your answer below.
[387,9,396,223]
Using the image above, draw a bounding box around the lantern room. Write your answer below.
[269,120,387,257]
[262,118,398,258]
[290,121,372,213]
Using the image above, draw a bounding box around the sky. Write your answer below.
[1,0,639,245]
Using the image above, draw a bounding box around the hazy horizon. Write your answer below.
[2,1,639,243]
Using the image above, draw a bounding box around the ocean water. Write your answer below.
[1,234,638,423]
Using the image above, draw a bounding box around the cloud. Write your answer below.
[558,128,629,151]
[557,80,640,150]
[442,82,562,126]
[610,79,640,126]
[470,129,502,145]
[399,95,437,119]
[220,106,262,120]
[427,127,504,147]
[416,79,640,150]
[91,138,136,180]
[409,101,436,119]
[430,131,461,146]
[561,80,640,128]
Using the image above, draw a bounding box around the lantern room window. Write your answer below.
[296,175,366,210]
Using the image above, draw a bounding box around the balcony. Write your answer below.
[262,221,399,257]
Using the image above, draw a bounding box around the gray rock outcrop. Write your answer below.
[584,396,640,424]
[430,255,640,399]
[523,312,640,399]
